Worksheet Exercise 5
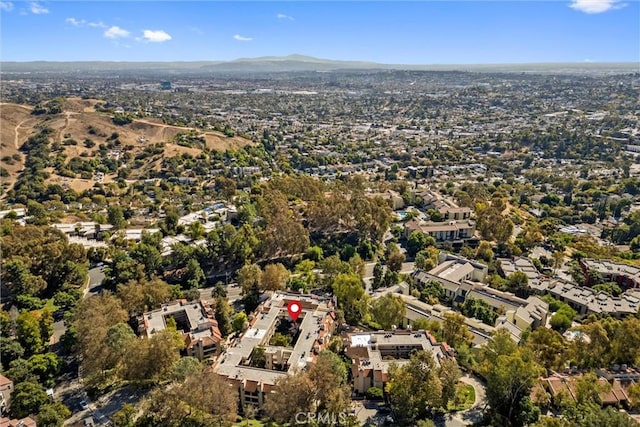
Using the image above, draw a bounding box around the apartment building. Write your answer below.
[415,189,472,220]
[410,253,548,333]
[346,330,454,394]
[404,219,476,243]
[0,417,36,427]
[213,293,336,408]
[498,257,542,287]
[535,278,640,318]
[580,258,640,289]
[138,300,222,360]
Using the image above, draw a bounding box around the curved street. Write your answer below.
[443,374,488,427]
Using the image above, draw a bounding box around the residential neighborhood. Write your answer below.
[0,16,639,426]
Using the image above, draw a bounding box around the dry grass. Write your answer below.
[0,98,254,195]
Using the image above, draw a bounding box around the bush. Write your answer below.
[366,387,384,400]
[550,313,571,331]
[112,114,133,125]
[15,295,45,310]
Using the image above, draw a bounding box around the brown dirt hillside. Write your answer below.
[0,99,254,195]
[0,103,36,191]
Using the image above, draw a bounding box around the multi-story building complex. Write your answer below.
[138,300,222,360]
[213,293,337,408]
[346,330,454,394]
[404,219,476,243]
[580,258,640,289]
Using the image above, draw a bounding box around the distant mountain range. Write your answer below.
[1,54,638,74]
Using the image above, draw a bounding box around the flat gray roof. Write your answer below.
[214,293,333,385]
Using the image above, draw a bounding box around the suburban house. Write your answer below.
[138,300,222,360]
[346,330,454,394]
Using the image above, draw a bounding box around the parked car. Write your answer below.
[378,405,392,415]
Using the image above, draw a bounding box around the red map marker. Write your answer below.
[287,300,302,321]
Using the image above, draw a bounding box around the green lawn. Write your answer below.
[447,383,476,412]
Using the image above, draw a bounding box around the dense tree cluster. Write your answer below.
[385,350,462,425]
[1,221,88,302]
[263,350,353,425]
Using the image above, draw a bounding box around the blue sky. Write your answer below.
[1,1,638,63]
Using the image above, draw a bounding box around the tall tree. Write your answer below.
[387,251,406,273]
[238,264,262,296]
[260,263,290,292]
[439,358,462,408]
[183,258,205,289]
[72,292,128,379]
[479,329,543,426]
[16,311,44,356]
[442,312,473,348]
[371,293,405,329]
[332,273,368,325]
[10,381,49,419]
[386,351,444,425]
[143,368,238,426]
[116,278,171,317]
[214,297,232,337]
[107,205,127,229]
[264,373,316,425]
[37,402,71,427]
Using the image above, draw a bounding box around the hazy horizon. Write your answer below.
[2,54,639,66]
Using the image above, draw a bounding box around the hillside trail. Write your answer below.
[14,118,29,148]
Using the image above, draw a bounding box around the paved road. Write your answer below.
[59,266,110,425]
[198,282,242,305]
[86,266,106,297]
[444,374,488,427]
[52,267,105,345]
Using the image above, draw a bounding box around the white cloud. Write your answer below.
[142,29,172,43]
[66,17,85,26]
[29,2,48,14]
[0,1,14,12]
[233,34,252,41]
[569,0,626,13]
[66,17,107,28]
[104,26,130,39]
[277,13,294,20]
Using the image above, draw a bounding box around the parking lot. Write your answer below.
[353,400,395,427]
